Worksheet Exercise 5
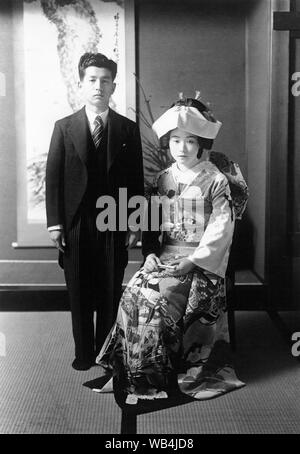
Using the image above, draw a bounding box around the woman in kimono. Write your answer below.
[96,95,248,404]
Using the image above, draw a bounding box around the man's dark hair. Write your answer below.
[78,52,117,81]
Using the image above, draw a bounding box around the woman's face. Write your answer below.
[169,128,200,170]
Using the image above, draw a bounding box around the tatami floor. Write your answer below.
[0,310,299,434]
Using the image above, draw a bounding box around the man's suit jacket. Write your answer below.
[46,106,144,333]
[46,107,144,234]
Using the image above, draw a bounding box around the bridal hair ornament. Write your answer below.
[194,90,201,100]
[152,91,222,140]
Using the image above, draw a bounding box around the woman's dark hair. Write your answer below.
[161,131,208,158]
[78,52,117,81]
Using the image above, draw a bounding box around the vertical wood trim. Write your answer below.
[269,0,291,305]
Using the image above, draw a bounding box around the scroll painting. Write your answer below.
[13,0,135,246]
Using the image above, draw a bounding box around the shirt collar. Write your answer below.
[85,107,109,128]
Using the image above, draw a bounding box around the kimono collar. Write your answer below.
[171,155,212,184]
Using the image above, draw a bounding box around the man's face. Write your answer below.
[79,66,116,111]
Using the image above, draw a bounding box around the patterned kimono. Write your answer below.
[96,152,248,403]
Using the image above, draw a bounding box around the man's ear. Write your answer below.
[112,82,116,94]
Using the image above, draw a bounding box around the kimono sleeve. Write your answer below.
[209,151,249,220]
[187,173,235,278]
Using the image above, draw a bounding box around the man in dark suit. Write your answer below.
[46,53,144,370]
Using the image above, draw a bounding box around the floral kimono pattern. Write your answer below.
[96,154,247,403]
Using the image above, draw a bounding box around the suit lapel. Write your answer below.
[69,107,124,172]
[107,108,124,172]
[69,107,90,166]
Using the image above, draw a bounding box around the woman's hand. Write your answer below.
[168,258,195,276]
[143,253,162,273]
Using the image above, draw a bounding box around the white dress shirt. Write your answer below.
[85,106,109,134]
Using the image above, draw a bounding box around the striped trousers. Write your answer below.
[63,206,115,362]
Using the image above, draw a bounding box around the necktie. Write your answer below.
[93,115,104,148]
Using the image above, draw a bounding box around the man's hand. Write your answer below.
[143,253,162,273]
[125,229,140,249]
[167,257,195,276]
[49,229,66,253]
